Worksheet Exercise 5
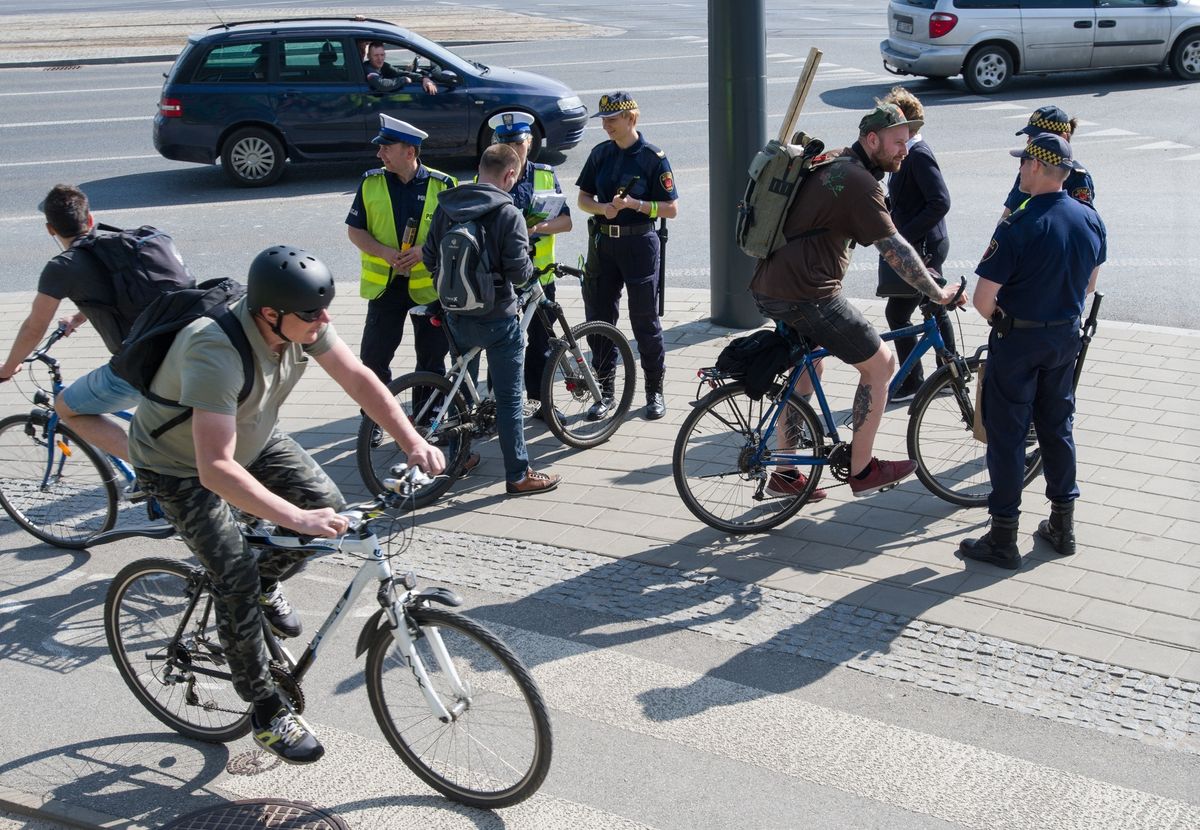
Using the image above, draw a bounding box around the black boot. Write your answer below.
[960,515,1021,570]
[645,373,666,420]
[1035,501,1076,556]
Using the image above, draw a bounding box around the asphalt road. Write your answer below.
[1,0,1197,327]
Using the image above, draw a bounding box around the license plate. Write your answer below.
[897,20,913,34]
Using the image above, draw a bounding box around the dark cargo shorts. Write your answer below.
[753,292,882,366]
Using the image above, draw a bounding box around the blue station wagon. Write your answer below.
[154,17,589,186]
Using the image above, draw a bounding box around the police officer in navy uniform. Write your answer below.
[998,105,1095,222]
[961,134,1106,571]
[346,115,456,391]
[576,91,679,420]
[487,111,573,421]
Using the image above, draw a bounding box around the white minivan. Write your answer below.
[880,0,1200,93]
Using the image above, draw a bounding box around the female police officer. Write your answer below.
[576,92,678,420]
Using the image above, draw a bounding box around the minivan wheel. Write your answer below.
[221,127,285,187]
[963,45,1013,94]
[1169,30,1200,81]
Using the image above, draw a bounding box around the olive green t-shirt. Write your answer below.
[129,297,336,478]
[749,147,896,302]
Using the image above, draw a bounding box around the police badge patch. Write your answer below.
[660,171,674,192]
[981,238,998,262]
[1071,187,1092,203]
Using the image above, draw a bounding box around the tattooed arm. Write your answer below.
[875,232,961,305]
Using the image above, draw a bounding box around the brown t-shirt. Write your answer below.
[749,147,896,302]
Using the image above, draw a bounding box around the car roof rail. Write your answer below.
[206,16,395,32]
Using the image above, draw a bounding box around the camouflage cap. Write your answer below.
[859,101,923,135]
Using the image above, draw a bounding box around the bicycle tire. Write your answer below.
[907,357,1044,508]
[541,320,637,449]
[357,372,472,507]
[0,413,118,548]
[673,381,825,534]
[365,606,552,809]
[104,558,252,743]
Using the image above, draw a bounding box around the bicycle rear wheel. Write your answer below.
[365,606,552,809]
[673,381,825,533]
[357,371,471,507]
[104,558,251,743]
[0,413,118,548]
[907,357,1044,507]
[541,320,636,449]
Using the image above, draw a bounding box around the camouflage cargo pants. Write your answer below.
[136,431,346,703]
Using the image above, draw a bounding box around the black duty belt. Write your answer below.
[597,222,655,238]
[1010,317,1079,329]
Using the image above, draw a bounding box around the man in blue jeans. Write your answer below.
[422,144,561,496]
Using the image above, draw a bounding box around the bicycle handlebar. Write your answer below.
[534,262,585,281]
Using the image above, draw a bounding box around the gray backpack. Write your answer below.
[435,216,498,315]
[735,133,848,260]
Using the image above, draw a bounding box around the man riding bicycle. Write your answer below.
[129,246,444,765]
[750,102,965,497]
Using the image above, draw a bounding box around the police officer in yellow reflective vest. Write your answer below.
[484,111,573,421]
[346,115,456,394]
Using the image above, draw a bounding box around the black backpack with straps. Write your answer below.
[74,223,196,336]
[109,278,254,439]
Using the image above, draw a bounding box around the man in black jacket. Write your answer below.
[422,144,561,496]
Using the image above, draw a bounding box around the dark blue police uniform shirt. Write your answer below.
[576,134,678,225]
[1003,167,1095,213]
[346,165,432,233]
[977,190,1107,321]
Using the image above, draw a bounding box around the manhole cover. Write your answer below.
[226,749,282,776]
[163,798,349,830]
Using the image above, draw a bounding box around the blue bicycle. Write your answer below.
[0,324,172,548]
[672,281,1081,533]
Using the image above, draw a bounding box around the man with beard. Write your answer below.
[750,102,964,497]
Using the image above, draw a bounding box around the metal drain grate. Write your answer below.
[163,798,349,830]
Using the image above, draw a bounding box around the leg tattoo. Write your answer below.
[852,384,872,432]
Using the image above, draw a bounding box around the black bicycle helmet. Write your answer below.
[246,245,335,314]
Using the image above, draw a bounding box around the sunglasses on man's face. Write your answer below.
[290,308,326,323]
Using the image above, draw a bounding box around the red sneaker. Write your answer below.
[848,457,916,497]
[766,470,827,502]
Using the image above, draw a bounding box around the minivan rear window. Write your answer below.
[193,42,268,83]
[895,0,937,8]
[954,0,1019,8]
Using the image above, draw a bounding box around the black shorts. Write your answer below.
[753,292,882,366]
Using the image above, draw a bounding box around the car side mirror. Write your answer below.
[431,69,459,85]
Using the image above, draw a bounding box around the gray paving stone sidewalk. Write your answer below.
[0,282,1197,689]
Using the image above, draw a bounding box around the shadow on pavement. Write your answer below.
[0,733,231,829]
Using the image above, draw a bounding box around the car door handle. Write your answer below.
[1074,20,1093,29]
[1098,19,1116,28]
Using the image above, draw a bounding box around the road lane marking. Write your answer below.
[0,116,152,129]
[0,154,160,168]
[0,85,160,97]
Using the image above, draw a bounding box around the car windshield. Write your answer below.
[400,28,476,75]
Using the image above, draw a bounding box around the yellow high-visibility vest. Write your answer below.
[358,167,455,302]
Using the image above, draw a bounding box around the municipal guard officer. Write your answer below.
[961,134,1106,571]
[346,115,456,407]
[998,104,1095,222]
[576,91,679,420]
[486,111,573,421]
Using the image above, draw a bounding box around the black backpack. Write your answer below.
[75,223,196,334]
[435,215,499,316]
[110,278,254,439]
[715,329,793,401]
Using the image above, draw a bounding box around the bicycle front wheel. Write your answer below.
[357,371,471,507]
[365,606,552,809]
[907,357,1044,507]
[104,558,251,743]
[673,381,825,534]
[0,413,118,548]
[541,320,636,449]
